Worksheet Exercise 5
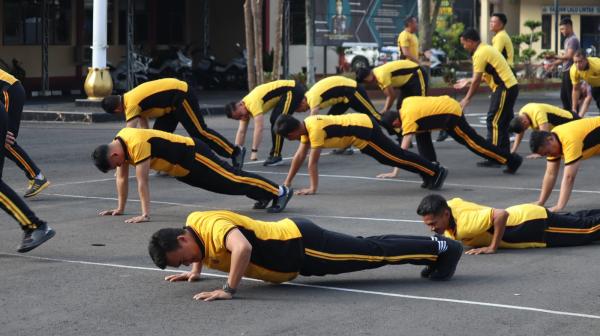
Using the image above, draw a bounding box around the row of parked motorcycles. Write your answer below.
[110,44,248,92]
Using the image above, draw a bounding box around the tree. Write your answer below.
[243,1,257,89]
[513,20,543,78]
[272,0,283,79]
[418,0,443,52]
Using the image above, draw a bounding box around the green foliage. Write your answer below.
[512,20,543,64]
[432,14,467,62]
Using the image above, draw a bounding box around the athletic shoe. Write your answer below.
[253,199,270,209]
[503,153,523,174]
[267,186,293,213]
[476,160,502,168]
[429,235,463,281]
[436,130,449,142]
[420,265,434,278]
[263,156,283,166]
[428,165,448,190]
[24,177,50,198]
[232,146,246,170]
[17,223,55,253]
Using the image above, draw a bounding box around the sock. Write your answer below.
[35,173,44,180]
[278,186,285,196]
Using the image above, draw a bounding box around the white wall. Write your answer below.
[289,45,339,75]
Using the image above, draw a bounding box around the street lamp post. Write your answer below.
[83,0,113,100]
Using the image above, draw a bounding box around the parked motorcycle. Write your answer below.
[147,47,194,85]
[193,43,247,90]
[110,52,153,93]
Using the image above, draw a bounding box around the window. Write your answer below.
[3,0,72,45]
[541,14,551,49]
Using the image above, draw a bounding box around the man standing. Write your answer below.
[225,80,306,166]
[529,117,600,211]
[550,18,580,110]
[417,194,600,254]
[397,16,419,64]
[149,210,462,301]
[490,13,514,68]
[92,128,292,223]
[570,50,600,113]
[101,78,245,169]
[454,28,518,167]
[274,114,448,194]
[0,68,50,197]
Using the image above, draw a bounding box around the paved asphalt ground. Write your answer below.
[1,91,599,336]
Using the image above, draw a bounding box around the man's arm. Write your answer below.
[99,164,129,216]
[126,117,140,128]
[297,147,321,195]
[250,114,264,160]
[138,117,150,129]
[466,209,508,255]
[458,72,483,109]
[127,160,151,223]
[193,229,252,301]
[511,132,524,154]
[380,86,397,113]
[579,92,593,117]
[377,133,412,178]
[235,119,249,146]
[537,160,561,206]
[549,160,581,212]
[571,83,581,113]
[310,107,320,116]
[165,262,202,282]
[284,142,310,187]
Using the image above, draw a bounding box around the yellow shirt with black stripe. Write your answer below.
[519,103,576,130]
[305,76,357,109]
[492,30,514,67]
[115,128,195,177]
[399,96,462,135]
[397,30,419,60]
[241,80,296,117]
[548,117,600,164]
[372,60,421,90]
[570,57,600,88]
[445,198,548,248]
[0,69,18,89]
[186,210,303,283]
[472,43,517,91]
[123,78,188,121]
[301,114,373,149]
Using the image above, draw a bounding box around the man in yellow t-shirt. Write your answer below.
[529,117,600,211]
[148,210,463,300]
[417,194,600,255]
[490,13,514,67]
[570,50,600,113]
[274,113,447,194]
[397,16,419,64]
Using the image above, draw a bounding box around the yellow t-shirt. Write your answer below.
[492,30,514,67]
[241,80,296,117]
[301,113,373,149]
[115,128,195,177]
[472,43,517,90]
[123,78,188,121]
[519,103,576,130]
[548,116,600,164]
[570,57,600,88]
[305,76,357,109]
[0,69,18,87]
[445,198,548,249]
[397,30,419,61]
[186,210,303,283]
[399,96,462,135]
[372,60,421,90]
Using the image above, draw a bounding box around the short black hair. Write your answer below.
[491,13,507,26]
[101,95,121,114]
[508,116,525,134]
[404,16,417,27]
[559,17,572,26]
[355,67,372,83]
[274,114,301,137]
[416,194,450,216]
[224,101,237,119]
[380,110,400,133]
[460,28,481,42]
[529,130,552,153]
[573,48,587,58]
[148,228,186,269]
[92,144,111,173]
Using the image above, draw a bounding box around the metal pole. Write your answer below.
[41,0,49,95]
[202,0,210,57]
[554,0,559,53]
[305,0,315,86]
[282,0,290,78]
[126,0,135,90]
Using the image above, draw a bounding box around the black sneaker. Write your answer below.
[428,165,448,190]
[503,153,523,174]
[232,146,246,170]
[436,130,449,142]
[429,235,463,281]
[476,160,502,168]
[17,223,55,253]
[24,177,50,198]
[267,186,293,213]
[253,199,271,209]
[263,156,283,166]
[420,265,435,278]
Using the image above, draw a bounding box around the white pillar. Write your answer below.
[480,0,489,44]
[91,0,108,68]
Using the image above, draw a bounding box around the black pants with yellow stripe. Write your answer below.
[360,121,439,182]
[176,140,279,202]
[153,90,237,158]
[2,82,41,180]
[416,115,515,166]
[327,85,381,121]
[269,82,306,157]
[396,66,429,110]
[545,209,600,247]
[0,100,44,232]
[487,84,518,154]
[293,218,438,276]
